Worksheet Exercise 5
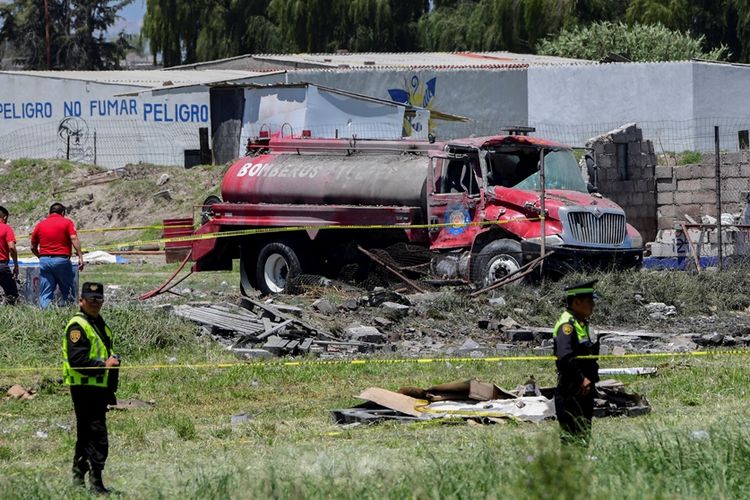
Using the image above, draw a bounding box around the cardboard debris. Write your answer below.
[331,377,651,426]
[7,384,35,401]
[356,388,424,417]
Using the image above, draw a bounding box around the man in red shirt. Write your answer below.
[0,206,19,304]
[31,202,85,308]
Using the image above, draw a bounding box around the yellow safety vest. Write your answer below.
[62,313,115,387]
[552,310,590,343]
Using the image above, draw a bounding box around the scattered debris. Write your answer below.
[230,412,253,426]
[331,377,651,425]
[109,399,156,410]
[599,366,657,375]
[6,385,35,401]
[644,302,678,320]
[172,298,384,357]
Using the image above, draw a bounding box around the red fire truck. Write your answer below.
[191,132,643,294]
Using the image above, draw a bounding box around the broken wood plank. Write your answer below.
[240,297,339,341]
[256,319,294,340]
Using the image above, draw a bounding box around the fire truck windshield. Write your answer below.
[487,149,588,193]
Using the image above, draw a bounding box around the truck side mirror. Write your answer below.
[587,182,599,194]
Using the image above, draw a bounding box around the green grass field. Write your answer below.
[2,265,750,498]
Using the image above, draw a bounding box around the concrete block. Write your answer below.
[657,178,676,192]
[649,241,675,257]
[674,191,697,204]
[657,192,674,204]
[657,217,676,231]
[700,164,718,178]
[719,190,741,204]
[678,179,701,191]
[628,142,641,159]
[674,166,695,179]
[694,191,717,204]
[657,205,677,217]
[603,143,616,155]
[655,165,673,179]
[628,167,643,180]
[739,164,750,177]
[629,193,643,205]
[701,178,718,190]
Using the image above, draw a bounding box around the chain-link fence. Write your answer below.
[2,117,750,170]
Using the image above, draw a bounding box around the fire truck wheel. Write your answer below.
[256,242,302,295]
[471,239,522,286]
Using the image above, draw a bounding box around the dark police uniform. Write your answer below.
[553,280,599,445]
[62,282,118,493]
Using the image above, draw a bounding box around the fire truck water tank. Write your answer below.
[222,153,429,207]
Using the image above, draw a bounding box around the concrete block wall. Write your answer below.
[586,124,658,243]
[654,151,750,231]
[650,150,750,258]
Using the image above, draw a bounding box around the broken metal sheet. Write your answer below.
[425,397,555,422]
[598,367,658,376]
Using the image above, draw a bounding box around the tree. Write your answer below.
[268,0,426,52]
[418,0,577,53]
[626,0,750,62]
[536,21,728,62]
[0,0,130,70]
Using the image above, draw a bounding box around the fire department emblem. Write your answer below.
[70,329,82,343]
[445,207,471,235]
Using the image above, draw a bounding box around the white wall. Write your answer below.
[529,62,696,148]
[284,68,529,140]
[0,74,211,168]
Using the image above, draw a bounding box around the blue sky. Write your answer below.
[111,0,146,35]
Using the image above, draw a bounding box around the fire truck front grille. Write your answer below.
[566,211,626,245]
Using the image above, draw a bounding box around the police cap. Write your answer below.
[564,279,598,298]
[81,282,104,299]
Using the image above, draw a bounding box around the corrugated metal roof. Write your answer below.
[250,51,593,69]
[0,69,283,87]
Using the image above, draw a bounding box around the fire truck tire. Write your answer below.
[470,239,523,286]
[239,252,257,296]
[256,242,302,295]
[200,195,221,225]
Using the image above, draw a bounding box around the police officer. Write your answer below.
[553,279,600,446]
[63,282,119,494]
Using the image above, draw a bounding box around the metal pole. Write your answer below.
[715,126,723,270]
[540,149,546,267]
[66,135,70,160]
[93,131,97,165]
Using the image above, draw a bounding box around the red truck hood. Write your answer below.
[490,186,623,218]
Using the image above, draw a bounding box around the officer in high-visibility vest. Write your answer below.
[63,282,119,494]
[553,279,600,446]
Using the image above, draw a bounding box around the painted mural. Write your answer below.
[388,75,437,135]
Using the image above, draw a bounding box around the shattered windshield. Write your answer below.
[486,149,587,193]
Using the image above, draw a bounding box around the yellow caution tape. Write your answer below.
[0,349,747,374]
[69,217,541,253]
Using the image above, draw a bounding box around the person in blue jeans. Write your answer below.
[30,203,85,308]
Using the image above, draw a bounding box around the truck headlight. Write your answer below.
[629,234,643,248]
